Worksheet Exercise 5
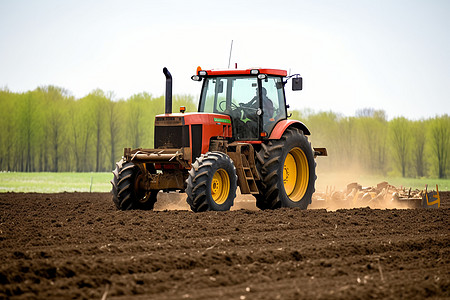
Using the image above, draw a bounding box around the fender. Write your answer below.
[268,119,311,139]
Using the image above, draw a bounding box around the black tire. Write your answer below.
[186,152,237,212]
[111,160,157,210]
[255,127,316,210]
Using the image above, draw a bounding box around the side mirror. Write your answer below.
[218,80,224,93]
[292,77,302,91]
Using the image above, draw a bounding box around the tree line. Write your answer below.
[0,87,448,178]
[0,86,195,172]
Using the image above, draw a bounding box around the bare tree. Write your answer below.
[107,95,121,171]
[411,120,426,177]
[390,117,410,177]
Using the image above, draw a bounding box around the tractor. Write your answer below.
[111,67,327,212]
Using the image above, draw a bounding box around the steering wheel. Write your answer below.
[219,100,240,112]
[218,100,226,111]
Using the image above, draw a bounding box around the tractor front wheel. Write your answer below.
[111,160,157,210]
[255,127,316,210]
[186,152,237,212]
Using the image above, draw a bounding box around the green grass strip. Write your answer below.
[0,172,112,193]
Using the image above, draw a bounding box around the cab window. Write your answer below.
[261,76,286,134]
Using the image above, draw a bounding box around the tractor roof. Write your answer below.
[198,68,287,77]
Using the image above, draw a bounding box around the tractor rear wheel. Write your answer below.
[186,152,237,212]
[111,160,157,210]
[255,127,316,210]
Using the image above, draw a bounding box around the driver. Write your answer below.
[241,87,274,118]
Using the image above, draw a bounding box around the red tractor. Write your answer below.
[111,67,326,211]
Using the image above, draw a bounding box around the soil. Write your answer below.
[0,191,449,300]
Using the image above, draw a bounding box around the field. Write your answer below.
[0,191,449,299]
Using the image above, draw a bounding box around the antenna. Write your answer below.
[227,40,233,69]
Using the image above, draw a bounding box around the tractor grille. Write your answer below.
[155,125,190,149]
[191,124,202,161]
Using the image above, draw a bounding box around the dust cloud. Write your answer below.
[313,166,424,211]
[153,166,426,212]
[153,191,259,211]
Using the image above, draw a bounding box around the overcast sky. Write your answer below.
[0,0,449,119]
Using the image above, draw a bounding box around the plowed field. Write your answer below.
[1,192,449,299]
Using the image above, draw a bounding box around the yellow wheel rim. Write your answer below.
[211,168,230,205]
[283,147,309,202]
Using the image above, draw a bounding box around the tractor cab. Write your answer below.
[193,68,295,141]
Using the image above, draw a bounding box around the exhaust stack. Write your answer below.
[163,67,172,114]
